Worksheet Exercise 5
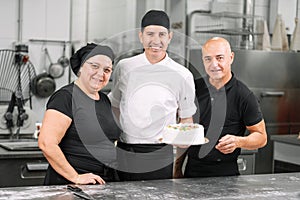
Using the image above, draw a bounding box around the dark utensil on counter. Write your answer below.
[67,184,95,200]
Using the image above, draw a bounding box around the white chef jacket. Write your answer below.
[108,53,196,144]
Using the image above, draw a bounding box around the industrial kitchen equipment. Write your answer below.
[187,11,264,50]
[0,44,37,139]
[0,45,36,104]
[0,45,47,187]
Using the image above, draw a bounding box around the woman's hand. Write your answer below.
[75,173,106,185]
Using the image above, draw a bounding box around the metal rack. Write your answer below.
[0,49,36,105]
[187,11,264,49]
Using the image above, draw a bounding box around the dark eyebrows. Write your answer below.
[203,54,224,60]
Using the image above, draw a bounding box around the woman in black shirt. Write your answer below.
[39,43,121,185]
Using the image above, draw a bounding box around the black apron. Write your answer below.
[184,156,240,178]
[117,142,173,181]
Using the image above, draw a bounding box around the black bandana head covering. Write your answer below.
[141,10,170,30]
[70,43,115,76]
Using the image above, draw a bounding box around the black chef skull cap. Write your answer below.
[70,43,115,76]
[141,10,170,30]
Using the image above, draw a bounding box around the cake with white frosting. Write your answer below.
[162,123,205,145]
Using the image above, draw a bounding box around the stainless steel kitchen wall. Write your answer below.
[188,48,300,174]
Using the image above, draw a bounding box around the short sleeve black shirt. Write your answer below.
[46,83,121,174]
[188,73,263,162]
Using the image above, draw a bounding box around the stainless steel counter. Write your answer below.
[271,134,300,146]
[0,140,42,159]
[0,140,47,187]
[0,172,300,199]
[271,134,300,172]
[0,141,257,188]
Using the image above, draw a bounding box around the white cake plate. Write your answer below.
[160,137,209,146]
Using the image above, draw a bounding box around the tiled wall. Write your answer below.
[0,0,18,48]
[0,0,70,123]
[0,0,136,122]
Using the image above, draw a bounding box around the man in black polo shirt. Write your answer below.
[174,37,267,178]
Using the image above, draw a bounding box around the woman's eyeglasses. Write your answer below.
[85,61,113,74]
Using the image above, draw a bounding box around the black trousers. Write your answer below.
[184,156,240,178]
[116,142,173,181]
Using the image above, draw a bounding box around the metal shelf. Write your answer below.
[195,28,263,36]
[187,10,265,49]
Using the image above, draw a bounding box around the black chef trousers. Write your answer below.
[184,156,240,178]
[116,142,173,181]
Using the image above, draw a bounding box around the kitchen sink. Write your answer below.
[0,139,39,151]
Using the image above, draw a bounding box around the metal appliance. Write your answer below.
[0,151,47,187]
[188,48,300,174]
[0,45,37,139]
[0,45,48,187]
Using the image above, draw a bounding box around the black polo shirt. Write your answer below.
[188,73,263,162]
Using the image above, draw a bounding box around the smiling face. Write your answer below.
[139,25,172,64]
[79,54,113,93]
[202,37,234,88]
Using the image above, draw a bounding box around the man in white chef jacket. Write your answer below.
[108,10,196,181]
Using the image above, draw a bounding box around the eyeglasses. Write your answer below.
[85,61,113,74]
